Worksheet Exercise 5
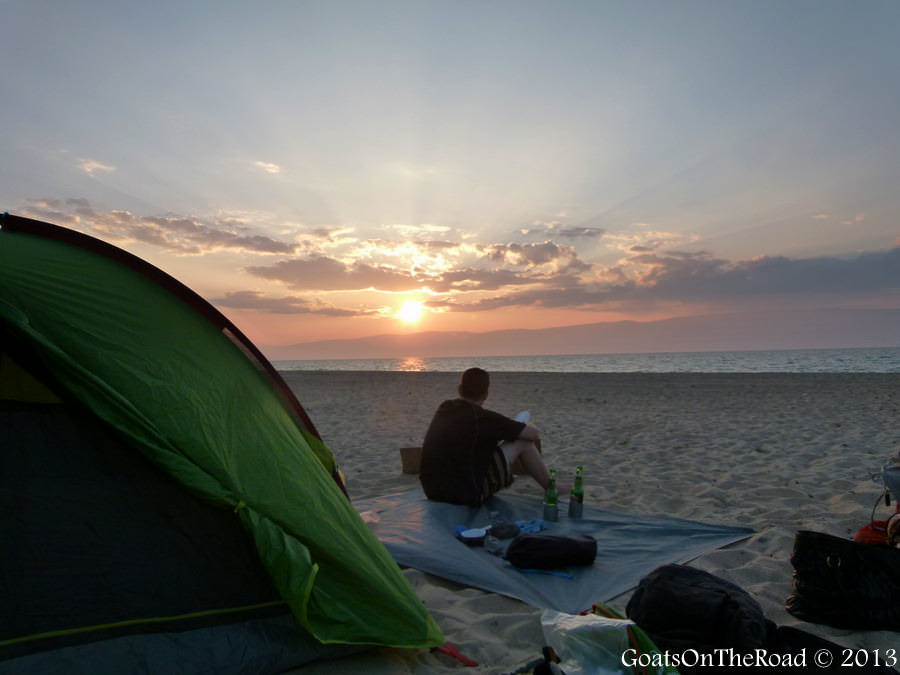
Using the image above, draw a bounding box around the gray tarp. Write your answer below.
[355,489,753,614]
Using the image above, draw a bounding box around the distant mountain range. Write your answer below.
[262,308,900,361]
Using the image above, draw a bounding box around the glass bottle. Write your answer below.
[484,511,502,553]
[543,468,559,522]
[568,465,584,519]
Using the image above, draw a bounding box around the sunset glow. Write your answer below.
[397,300,425,324]
[3,2,899,358]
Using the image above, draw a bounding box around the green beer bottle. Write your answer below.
[568,465,584,519]
[543,468,559,522]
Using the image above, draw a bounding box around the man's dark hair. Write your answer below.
[459,367,490,400]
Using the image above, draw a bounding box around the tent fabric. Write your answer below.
[1,399,361,673]
[0,214,442,659]
[354,489,754,614]
[1,615,361,675]
[1,400,287,660]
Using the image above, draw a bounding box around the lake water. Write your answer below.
[275,347,900,373]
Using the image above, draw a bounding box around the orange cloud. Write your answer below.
[77,159,116,176]
[253,161,281,175]
[22,198,296,255]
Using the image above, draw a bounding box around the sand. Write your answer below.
[281,371,900,673]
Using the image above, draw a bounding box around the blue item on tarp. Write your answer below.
[456,526,488,546]
[355,489,753,614]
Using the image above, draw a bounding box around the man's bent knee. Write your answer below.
[501,439,534,463]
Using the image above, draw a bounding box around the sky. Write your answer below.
[3,1,899,352]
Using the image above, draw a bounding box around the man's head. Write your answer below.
[458,367,490,403]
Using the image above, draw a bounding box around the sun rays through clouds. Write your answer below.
[18,198,900,345]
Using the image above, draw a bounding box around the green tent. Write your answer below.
[0,213,442,672]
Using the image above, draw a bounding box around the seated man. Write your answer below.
[419,367,551,506]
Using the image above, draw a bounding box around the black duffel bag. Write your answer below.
[504,534,596,570]
[786,529,900,631]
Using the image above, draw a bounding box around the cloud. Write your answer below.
[18,198,898,322]
[353,238,463,259]
[429,268,537,292]
[552,226,606,238]
[627,250,724,288]
[308,226,348,240]
[606,248,900,304]
[482,241,582,268]
[841,213,866,225]
[213,290,363,316]
[521,221,606,239]
[21,198,297,255]
[707,250,894,298]
[243,237,597,295]
[420,240,460,251]
[77,159,116,176]
[428,272,611,313]
[389,223,453,238]
[254,161,281,175]
[18,198,84,227]
[427,247,900,314]
[605,229,695,255]
[245,256,423,292]
[244,242,592,295]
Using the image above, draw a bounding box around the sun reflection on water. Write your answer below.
[397,356,426,372]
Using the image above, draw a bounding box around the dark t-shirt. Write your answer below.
[419,399,526,506]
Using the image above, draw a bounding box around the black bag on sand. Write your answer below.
[628,563,898,675]
[504,534,596,570]
[786,529,900,631]
[625,563,775,656]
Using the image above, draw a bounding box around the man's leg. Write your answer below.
[501,439,551,490]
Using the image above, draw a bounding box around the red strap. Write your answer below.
[432,641,478,667]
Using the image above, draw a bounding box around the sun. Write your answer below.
[396,300,425,324]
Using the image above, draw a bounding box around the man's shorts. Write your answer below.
[482,445,514,501]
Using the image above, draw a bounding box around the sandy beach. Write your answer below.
[281,371,900,673]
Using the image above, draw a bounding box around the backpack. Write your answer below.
[504,534,597,570]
